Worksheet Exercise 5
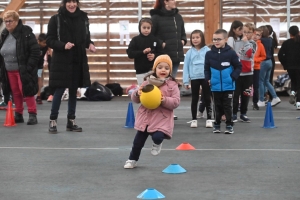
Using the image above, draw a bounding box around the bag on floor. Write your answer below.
[84,82,113,101]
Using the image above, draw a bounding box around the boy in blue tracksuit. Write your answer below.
[204,29,242,134]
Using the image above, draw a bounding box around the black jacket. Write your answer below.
[278,38,300,70]
[0,19,40,96]
[126,30,161,74]
[150,8,187,63]
[46,8,93,88]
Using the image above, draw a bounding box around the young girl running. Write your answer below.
[183,30,212,128]
[124,55,180,169]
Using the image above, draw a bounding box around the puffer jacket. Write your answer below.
[131,78,180,139]
[0,19,40,96]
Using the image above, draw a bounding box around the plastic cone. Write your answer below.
[162,164,187,174]
[4,101,16,127]
[137,188,165,199]
[124,102,135,128]
[262,102,276,128]
[175,142,196,150]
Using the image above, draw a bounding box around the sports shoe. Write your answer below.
[190,120,197,128]
[151,142,162,156]
[213,124,221,133]
[240,114,251,122]
[197,112,204,118]
[232,114,238,122]
[49,120,57,134]
[253,103,259,110]
[296,102,300,110]
[173,115,178,120]
[206,120,213,128]
[224,125,234,134]
[0,101,7,107]
[47,95,53,102]
[271,97,281,107]
[289,91,296,105]
[124,160,137,169]
[257,100,265,107]
[36,96,42,104]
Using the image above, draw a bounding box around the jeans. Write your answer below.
[259,59,277,101]
[129,130,165,161]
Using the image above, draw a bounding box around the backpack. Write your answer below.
[105,83,123,96]
[84,82,113,101]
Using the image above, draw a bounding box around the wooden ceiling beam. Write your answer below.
[0,0,26,18]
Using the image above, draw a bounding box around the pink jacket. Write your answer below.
[131,79,180,139]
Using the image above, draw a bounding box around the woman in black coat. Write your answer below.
[46,0,96,134]
[0,10,40,125]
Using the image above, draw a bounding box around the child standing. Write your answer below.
[127,18,161,86]
[124,55,180,168]
[227,21,254,123]
[183,30,212,128]
[204,29,242,134]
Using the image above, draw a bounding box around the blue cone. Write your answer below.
[162,164,187,174]
[137,188,165,199]
[124,102,135,128]
[262,102,276,128]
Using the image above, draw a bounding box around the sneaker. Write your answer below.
[289,91,296,105]
[224,125,234,134]
[0,101,7,107]
[257,100,265,107]
[253,103,259,110]
[49,120,57,134]
[206,120,213,128]
[47,95,53,102]
[232,114,238,123]
[190,120,197,128]
[124,160,137,169]
[197,112,204,118]
[271,97,281,107]
[296,102,300,110]
[151,142,163,156]
[240,114,251,123]
[213,124,221,133]
[173,115,178,120]
[36,96,42,104]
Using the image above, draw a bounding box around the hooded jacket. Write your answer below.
[150,8,187,63]
[204,44,242,92]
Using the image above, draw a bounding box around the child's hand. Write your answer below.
[143,48,151,54]
[184,85,190,90]
[161,94,165,102]
[242,35,248,42]
[89,43,96,53]
[147,53,154,61]
[137,85,143,96]
[208,80,211,86]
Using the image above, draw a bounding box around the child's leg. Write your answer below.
[212,92,222,125]
[129,130,149,161]
[240,75,253,115]
[201,79,212,120]
[223,91,234,126]
[232,77,241,115]
[151,131,165,145]
[253,70,260,104]
[190,79,201,120]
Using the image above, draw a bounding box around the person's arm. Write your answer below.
[85,15,96,52]
[180,16,187,45]
[278,41,287,69]
[126,37,144,59]
[204,53,211,82]
[230,51,242,81]
[46,15,67,51]
[227,37,234,49]
[27,29,40,69]
[182,49,191,86]
[256,43,266,63]
[160,83,180,110]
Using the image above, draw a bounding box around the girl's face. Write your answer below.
[233,26,243,37]
[164,0,176,10]
[140,22,151,36]
[243,26,253,40]
[253,31,262,42]
[191,33,201,48]
[156,62,171,79]
[66,1,78,13]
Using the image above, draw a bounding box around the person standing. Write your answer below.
[0,10,40,125]
[46,0,96,134]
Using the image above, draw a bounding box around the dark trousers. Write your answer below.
[191,79,212,120]
[287,69,300,102]
[129,129,165,161]
[232,75,253,115]
[252,70,260,104]
[212,91,233,126]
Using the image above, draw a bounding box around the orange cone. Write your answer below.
[4,101,16,127]
[175,142,196,150]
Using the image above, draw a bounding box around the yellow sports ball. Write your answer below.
[140,84,162,109]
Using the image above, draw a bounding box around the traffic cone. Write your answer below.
[137,188,165,199]
[262,102,276,128]
[124,102,135,128]
[175,142,196,150]
[4,101,16,127]
[162,164,187,174]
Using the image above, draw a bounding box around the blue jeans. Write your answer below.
[129,130,165,161]
[171,62,180,78]
[259,59,277,101]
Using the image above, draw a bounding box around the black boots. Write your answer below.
[15,112,24,123]
[66,118,82,132]
[27,113,38,125]
[49,120,57,134]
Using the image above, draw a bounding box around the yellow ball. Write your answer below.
[140,84,162,109]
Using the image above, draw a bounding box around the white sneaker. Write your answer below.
[151,142,162,156]
[257,100,265,107]
[289,91,296,105]
[124,160,137,169]
[190,120,197,128]
[296,102,300,110]
[271,97,281,107]
[206,120,213,128]
[197,112,204,118]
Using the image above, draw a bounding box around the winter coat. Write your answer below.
[46,8,93,88]
[150,8,187,63]
[278,38,300,70]
[131,79,180,139]
[204,44,242,92]
[183,46,210,85]
[254,40,266,70]
[0,19,40,96]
